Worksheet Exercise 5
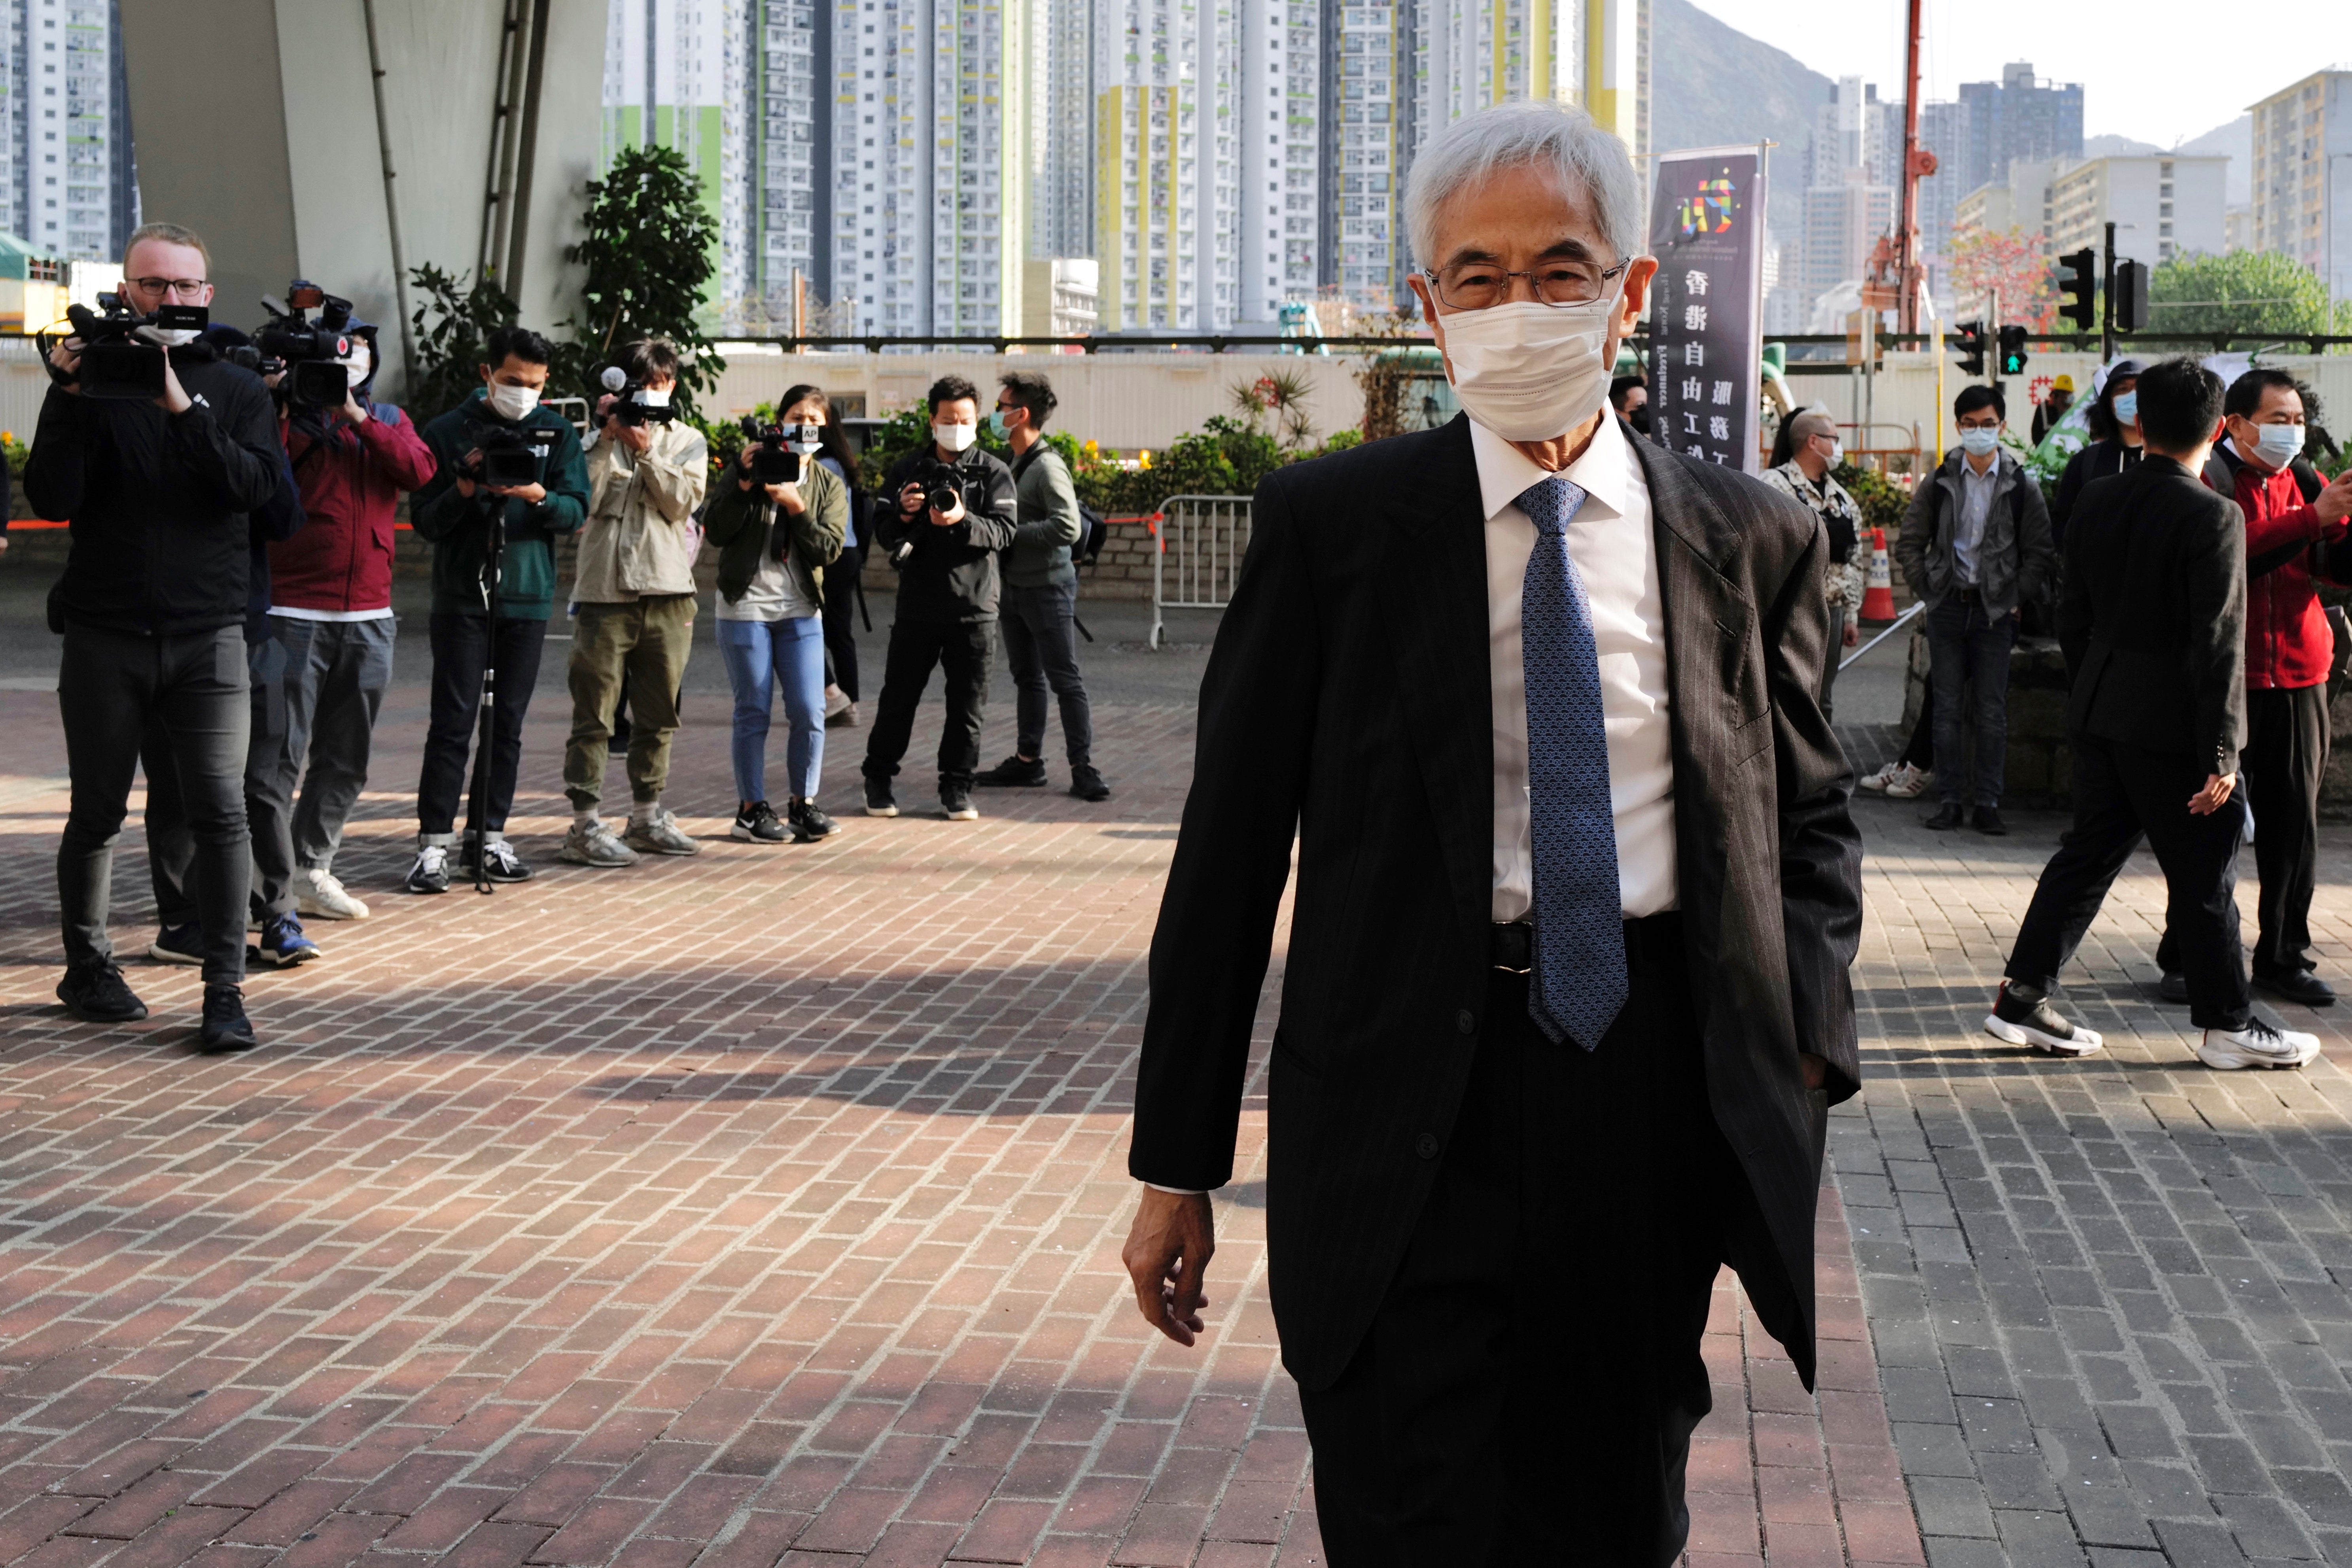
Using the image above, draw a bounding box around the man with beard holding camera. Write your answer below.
[860,375,1018,821]
[31,221,284,1050]
[406,325,590,892]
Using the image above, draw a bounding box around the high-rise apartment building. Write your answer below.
[1951,61,2080,202]
[2051,154,2228,268]
[1786,78,1894,324]
[0,0,135,262]
[603,0,732,314]
[2249,70,2352,302]
[744,0,829,313]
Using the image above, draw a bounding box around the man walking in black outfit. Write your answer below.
[1986,358,2320,1072]
[30,222,284,1050]
[861,376,1018,822]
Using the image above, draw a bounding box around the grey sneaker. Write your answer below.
[561,821,640,868]
[624,809,702,856]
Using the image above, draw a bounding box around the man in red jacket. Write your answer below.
[2159,369,2352,1008]
[250,321,437,943]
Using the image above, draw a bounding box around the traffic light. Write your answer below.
[1998,325,2029,377]
[2057,248,2097,332]
[1956,320,1987,377]
[2113,259,2150,332]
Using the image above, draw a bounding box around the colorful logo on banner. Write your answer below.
[1678,178,1736,237]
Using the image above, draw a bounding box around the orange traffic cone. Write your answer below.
[1860,527,1897,622]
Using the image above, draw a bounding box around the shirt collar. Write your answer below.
[1468,410,1629,525]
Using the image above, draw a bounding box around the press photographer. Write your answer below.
[406,325,589,893]
[859,375,1018,821]
[248,287,435,941]
[30,222,283,1051]
[558,337,707,870]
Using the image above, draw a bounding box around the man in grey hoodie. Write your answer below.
[976,372,1110,801]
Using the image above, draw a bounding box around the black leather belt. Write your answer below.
[1491,912,1682,974]
[1490,921,1534,974]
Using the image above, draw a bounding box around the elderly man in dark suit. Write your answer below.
[1118,100,1864,1565]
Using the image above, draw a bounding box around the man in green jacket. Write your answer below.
[405,325,591,893]
[974,371,1109,801]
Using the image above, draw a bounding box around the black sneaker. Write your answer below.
[1923,802,1967,831]
[976,754,1048,787]
[863,776,899,817]
[1983,980,2104,1057]
[1069,765,1111,802]
[790,800,840,842]
[940,783,979,821]
[461,839,534,883]
[148,923,203,966]
[1973,806,2007,836]
[57,959,149,1023]
[198,984,258,1052]
[2158,970,2191,1005]
[406,844,452,895]
[2255,968,2337,1007]
[733,801,789,842]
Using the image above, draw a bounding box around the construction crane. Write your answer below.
[1863,0,1937,334]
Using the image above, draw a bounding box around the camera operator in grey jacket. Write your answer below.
[1894,384,2055,835]
[975,372,1109,802]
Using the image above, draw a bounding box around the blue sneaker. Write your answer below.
[148,923,203,965]
[251,912,321,968]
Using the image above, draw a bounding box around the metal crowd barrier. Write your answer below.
[1150,494,1252,650]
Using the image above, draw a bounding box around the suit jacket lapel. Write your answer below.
[1379,416,1495,948]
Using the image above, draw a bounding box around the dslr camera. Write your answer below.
[598,365,676,428]
[920,462,977,517]
[737,415,805,486]
[257,280,358,410]
[462,417,558,490]
[38,294,209,401]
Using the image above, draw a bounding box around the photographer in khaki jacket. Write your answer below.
[560,337,708,868]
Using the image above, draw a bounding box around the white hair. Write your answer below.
[1403,99,1644,274]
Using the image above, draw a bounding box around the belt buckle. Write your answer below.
[1492,923,1533,976]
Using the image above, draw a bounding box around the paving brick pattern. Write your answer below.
[1840,785,2352,1568]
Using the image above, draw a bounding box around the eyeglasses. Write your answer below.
[127,277,208,299]
[1422,257,1628,312]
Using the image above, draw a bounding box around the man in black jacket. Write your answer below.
[29,222,284,1050]
[1986,358,2320,1072]
[1120,102,1862,1564]
[859,375,1018,821]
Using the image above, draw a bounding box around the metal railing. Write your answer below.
[1150,495,1253,649]
[1839,601,1922,671]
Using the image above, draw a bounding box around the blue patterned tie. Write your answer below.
[1519,476,1628,1051]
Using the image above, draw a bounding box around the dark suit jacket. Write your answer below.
[2059,457,2246,776]
[1130,415,1865,1392]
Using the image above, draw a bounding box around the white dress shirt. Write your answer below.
[1476,412,1677,922]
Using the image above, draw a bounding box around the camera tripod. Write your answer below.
[461,504,506,895]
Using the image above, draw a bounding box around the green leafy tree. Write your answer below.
[404,263,521,427]
[565,144,725,413]
[2145,250,2352,340]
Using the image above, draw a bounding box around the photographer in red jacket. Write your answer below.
[2157,369,2352,1007]
[249,316,435,950]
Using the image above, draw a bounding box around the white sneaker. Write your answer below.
[1983,981,2104,1057]
[293,867,370,920]
[2198,1018,2322,1071]
[1885,764,1933,800]
[1857,761,1902,793]
[561,821,641,868]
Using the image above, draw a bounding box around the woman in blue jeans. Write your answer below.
[703,386,849,843]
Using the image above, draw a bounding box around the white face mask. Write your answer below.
[341,348,371,389]
[136,325,202,348]
[638,386,672,408]
[1438,295,1618,443]
[933,421,976,453]
[1826,440,1843,466]
[485,380,540,420]
[2253,422,2304,467]
[1959,427,2000,456]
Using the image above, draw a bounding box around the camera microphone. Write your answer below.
[600,365,627,393]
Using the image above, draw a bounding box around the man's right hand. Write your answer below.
[455,449,483,499]
[2316,468,2352,526]
[899,480,927,519]
[47,337,82,394]
[1121,1188,1214,1347]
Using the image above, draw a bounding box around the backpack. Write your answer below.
[1076,500,1110,569]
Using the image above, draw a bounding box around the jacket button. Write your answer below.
[1456,1009,1476,1035]
[1415,1133,1441,1160]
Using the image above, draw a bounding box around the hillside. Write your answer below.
[1649,0,1832,241]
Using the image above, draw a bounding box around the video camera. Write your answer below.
[38,294,209,401]
[256,280,358,410]
[462,416,558,490]
[598,365,676,429]
[737,415,806,486]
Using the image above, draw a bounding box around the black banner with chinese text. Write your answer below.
[1646,148,1765,473]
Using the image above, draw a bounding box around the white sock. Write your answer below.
[631,798,660,826]
[573,810,599,832]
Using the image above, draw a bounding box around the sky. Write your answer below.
[1682,0,2339,149]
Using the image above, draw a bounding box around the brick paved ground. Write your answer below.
[0,633,1928,1568]
[1841,783,2352,1568]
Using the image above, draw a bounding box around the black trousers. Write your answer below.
[1002,580,1094,767]
[1301,915,1752,1568]
[60,621,250,987]
[416,611,548,837]
[822,542,868,700]
[2244,684,2327,976]
[861,617,993,789]
[2008,734,2251,1030]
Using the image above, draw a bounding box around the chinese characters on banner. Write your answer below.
[1646,147,1765,473]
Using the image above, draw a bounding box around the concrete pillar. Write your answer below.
[117,0,607,397]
